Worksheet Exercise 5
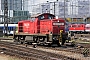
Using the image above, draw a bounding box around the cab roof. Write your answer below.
[31,13,55,18]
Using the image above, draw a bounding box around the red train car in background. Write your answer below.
[69,23,85,34]
[14,13,68,46]
[68,17,90,34]
[85,24,90,33]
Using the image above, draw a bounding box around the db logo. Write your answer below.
[24,23,30,28]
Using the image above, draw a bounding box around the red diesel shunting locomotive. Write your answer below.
[14,13,68,46]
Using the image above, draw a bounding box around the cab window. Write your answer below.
[48,15,54,19]
[38,15,45,20]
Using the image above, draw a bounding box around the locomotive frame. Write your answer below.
[14,31,67,46]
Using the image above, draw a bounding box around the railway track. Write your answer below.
[0,41,78,60]
[0,41,51,60]
[75,34,90,38]
[0,40,90,60]
[30,45,90,60]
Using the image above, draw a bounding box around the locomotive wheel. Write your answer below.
[33,44,37,48]
[36,37,45,45]
[33,37,38,43]
[39,38,45,42]
[57,43,61,47]
[32,43,37,48]
[20,41,24,44]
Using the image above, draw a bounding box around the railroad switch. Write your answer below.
[82,48,89,57]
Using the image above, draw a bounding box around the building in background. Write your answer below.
[12,11,29,23]
[31,0,90,23]
[0,0,30,23]
[1,0,22,10]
